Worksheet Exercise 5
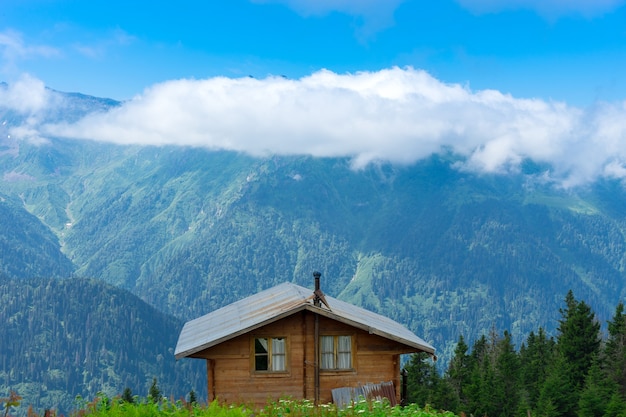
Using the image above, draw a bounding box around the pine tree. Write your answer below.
[148,378,162,403]
[431,376,460,412]
[557,290,601,391]
[577,359,616,417]
[465,334,488,415]
[536,354,577,417]
[604,392,626,417]
[446,335,471,411]
[188,389,197,405]
[605,301,626,398]
[404,352,439,407]
[462,333,506,417]
[121,387,134,404]
[519,327,556,410]
[493,331,520,417]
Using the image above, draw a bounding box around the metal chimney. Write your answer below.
[313,271,321,307]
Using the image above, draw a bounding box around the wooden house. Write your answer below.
[175,274,436,407]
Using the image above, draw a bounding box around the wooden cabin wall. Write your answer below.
[194,311,417,407]
[195,313,309,406]
[316,316,411,404]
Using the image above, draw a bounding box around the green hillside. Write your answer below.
[0,194,74,279]
[0,277,205,415]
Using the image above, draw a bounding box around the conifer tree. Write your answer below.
[465,334,488,415]
[431,376,460,413]
[605,301,626,398]
[404,352,439,407]
[577,358,616,417]
[557,290,601,389]
[188,389,197,405]
[462,333,506,417]
[148,378,162,403]
[476,350,499,417]
[518,327,556,410]
[121,387,134,404]
[446,335,471,410]
[536,354,576,417]
[493,331,520,417]
[604,392,626,417]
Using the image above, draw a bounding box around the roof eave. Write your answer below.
[302,304,436,357]
[175,303,308,359]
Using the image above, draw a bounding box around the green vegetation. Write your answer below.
[404,291,626,417]
[6,395,455,417]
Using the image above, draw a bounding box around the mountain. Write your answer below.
[2,88,626,408]
[0,194,74,279]
[0,276,205,415]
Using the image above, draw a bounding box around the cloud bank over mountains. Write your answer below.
[3,67,626,188]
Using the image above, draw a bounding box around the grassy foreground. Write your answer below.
[74,398,455,417]
[4,395,456,417]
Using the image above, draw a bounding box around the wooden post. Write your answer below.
[314,313,320,405]
[302,311,307,400]
[393,355,401,405]
[313,271,321,405]
[207,359,215,403]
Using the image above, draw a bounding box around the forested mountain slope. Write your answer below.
[0,277,205,414]
[0,194,74,279]
[2,89,626,404]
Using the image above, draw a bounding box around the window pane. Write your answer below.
[255,338,268,354]
[338,336,351,352]
[321,336,334,353]
[271,338,286,371]
[337,336,352,369]
[255,338,269,371]
[255,355,269,370]
[272,338,285,354]
[320,336,335,369]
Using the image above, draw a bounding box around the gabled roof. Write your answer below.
[175,282,436,359]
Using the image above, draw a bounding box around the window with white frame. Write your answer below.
[254,337,287,372]
[320,335,352,370]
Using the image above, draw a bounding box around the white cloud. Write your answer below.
[455,0,626,18]
[0,67,623,187]
[0,73,51,114]
[0,73,60,144]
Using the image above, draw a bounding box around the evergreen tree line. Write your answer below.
[404,290,626,417]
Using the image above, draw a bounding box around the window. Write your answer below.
[254,337,286,372]
[320,335,352,370]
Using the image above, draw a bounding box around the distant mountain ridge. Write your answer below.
[2,88,626,411]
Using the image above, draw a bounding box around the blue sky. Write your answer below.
[2,0,626,187]
[2,0,626,104]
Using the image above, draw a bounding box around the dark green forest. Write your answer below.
[0,277,205,415]
[405,290,626,417]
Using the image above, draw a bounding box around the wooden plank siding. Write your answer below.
[192,310,416,407]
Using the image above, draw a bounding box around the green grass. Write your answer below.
[13,396,456,417]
